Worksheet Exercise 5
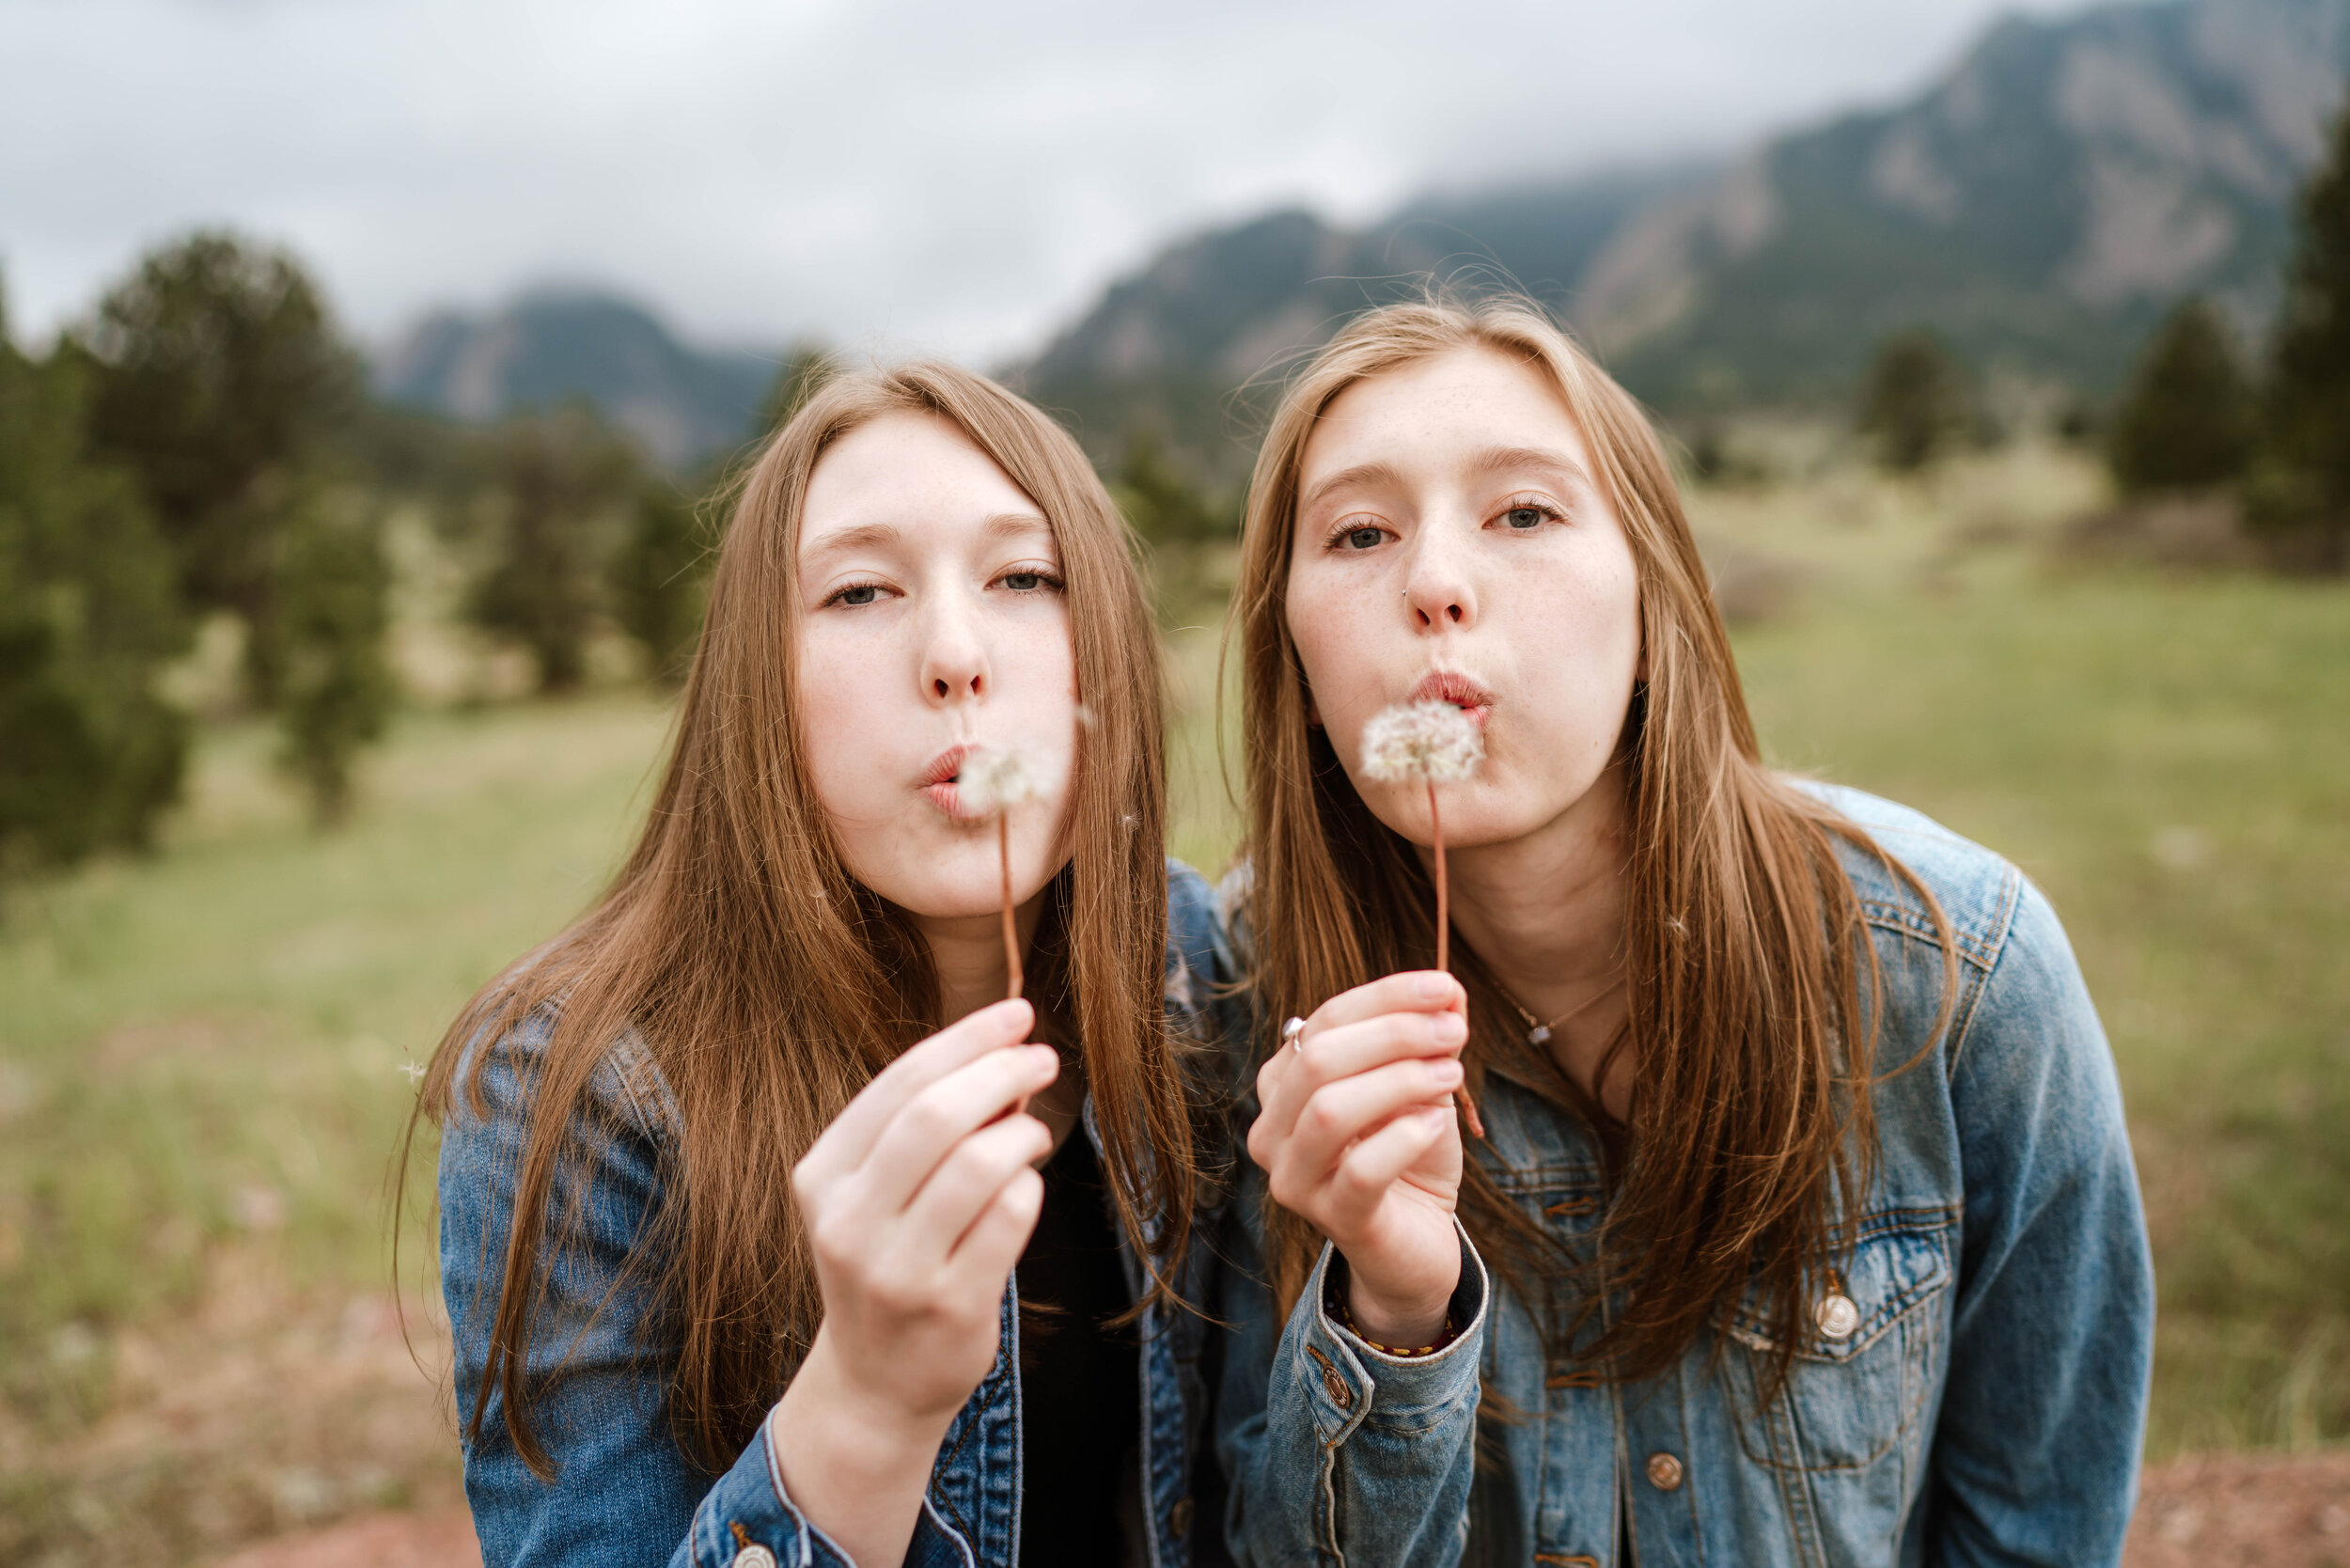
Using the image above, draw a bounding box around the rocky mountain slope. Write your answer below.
[1017,0,2350,476]
[372,290,776,468]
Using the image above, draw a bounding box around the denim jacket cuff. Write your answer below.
[1298,1219,1489,1433]
[678,1409,860,1567]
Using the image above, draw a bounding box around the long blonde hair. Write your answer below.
[1230,296,1952,1392]
[406,361,1192,1476]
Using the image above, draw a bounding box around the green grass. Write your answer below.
[0,446,2343,1545]
[0,698,675,1398]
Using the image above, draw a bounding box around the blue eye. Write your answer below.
[1344,526,1384,550]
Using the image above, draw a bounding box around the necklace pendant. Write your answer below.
[1528,1024,1553,1046]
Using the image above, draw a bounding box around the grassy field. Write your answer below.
[1,443,2343,1558]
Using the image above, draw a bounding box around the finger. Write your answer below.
[1298,971,1464,1046]
[1256,1009,1466,1146]
[944,1165,1045,1296]
[801,999,1035,1182]
[1316,1105,1451,1235]
[1273,1056,1461,1189]
[854,1044,1060,1215]
[901,1113,1056,1256]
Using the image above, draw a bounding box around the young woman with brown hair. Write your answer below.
[414,362,1238,1568]
[1214,298,2154,1566]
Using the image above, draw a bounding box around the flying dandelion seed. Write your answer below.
[1360,699,1487,1139]
[961,745,1044,1000]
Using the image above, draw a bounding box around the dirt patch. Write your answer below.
[0,1246,462,1567]
[216,1510,478,1568]
[2127,1449,2350,1568]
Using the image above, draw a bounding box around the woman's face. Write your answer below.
[1284,345,1643,852]
[795,411,1080,921]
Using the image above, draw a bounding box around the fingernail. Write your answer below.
[1029,1045,1059,1070]
[1431,1059,1463,1085]
[1416,973,1450,1000]
[1434,1012,1467,1044]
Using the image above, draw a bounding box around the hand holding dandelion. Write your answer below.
[1362,700,1488,1139]
[958,745,1044,1001]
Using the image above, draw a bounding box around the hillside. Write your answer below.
[1017,0,2350,477]
[372,290,776,468]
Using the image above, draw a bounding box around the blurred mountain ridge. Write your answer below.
[372,290,776,467]
[370,0,2350,478]
[1015,0,2350,476]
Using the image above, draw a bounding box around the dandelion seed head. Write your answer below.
[960,745,1044,815]
[1360,701,1483,784]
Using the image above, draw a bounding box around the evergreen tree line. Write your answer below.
[0,233,722,874]
[1854,95,2350,568]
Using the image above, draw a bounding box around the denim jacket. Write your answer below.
[1215,785,2155,1568]
[440,860,1258,1568]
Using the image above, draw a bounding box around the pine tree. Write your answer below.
[2257,98,2350,560]
[609,481,710,686]
[469,410,637,693]
[1111,428,1226,544]
[2107,299,2255,494]
[1856,330,1971,473]
[274,490,392,827]
[75,231,360,704]
[0,290,189,871]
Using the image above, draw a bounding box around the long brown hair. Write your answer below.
[405,361,1192,1476]
[1230,296,1952,1392]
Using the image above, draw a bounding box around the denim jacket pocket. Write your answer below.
[1714,1211,1955,1473]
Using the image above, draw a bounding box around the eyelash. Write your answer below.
[1323,518,1394,552]
[1495,495,1567,529]
[817,566,1064,609]
[1318,495,1566,552]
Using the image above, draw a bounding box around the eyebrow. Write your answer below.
[801,510,1053,559]
[1298,447,1596,517]
[1297,461,1405,517]
[1469,445,1595,489]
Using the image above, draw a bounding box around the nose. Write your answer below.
[918,591,989,709]
[1402,523,1477,633]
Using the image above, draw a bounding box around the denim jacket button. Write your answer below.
[1322,1366,1354,1408]
[1816,1292,1860,1340]
[1169,1496,1196,1536]
[730,1545,776,1568]
[1644,1451,1684,1491]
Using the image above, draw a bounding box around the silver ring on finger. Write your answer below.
[1282,1016,1308,1052]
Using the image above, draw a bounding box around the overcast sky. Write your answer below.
[2,0,2092,362]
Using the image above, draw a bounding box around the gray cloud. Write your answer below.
[1,0,2089,359]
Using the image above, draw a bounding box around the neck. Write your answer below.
[909,893,1085,1154]
[1435,760,1635,1116]
[915,894,1049,1026]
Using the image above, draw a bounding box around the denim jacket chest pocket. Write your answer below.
[1713,1210,1957,1475]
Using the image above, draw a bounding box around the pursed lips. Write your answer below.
[1409,668,1496,727]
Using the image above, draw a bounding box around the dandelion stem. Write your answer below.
[1427,776,1484,1140]
[998,811,1024,1000]
[1429,777,1448,975]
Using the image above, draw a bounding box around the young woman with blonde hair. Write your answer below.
[1216,297,2153,1566]
[413,362,1241,1567]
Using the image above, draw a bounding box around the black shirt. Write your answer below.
[1016,1129,1140,1567]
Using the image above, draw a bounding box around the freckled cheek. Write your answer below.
[1284,572,1392,724]
[794,633,904,812]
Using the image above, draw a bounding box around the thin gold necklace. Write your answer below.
[1491,973,1620,1047]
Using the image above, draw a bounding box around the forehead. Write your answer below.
[800,410,1044,547]
[1300,345,1590,483]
